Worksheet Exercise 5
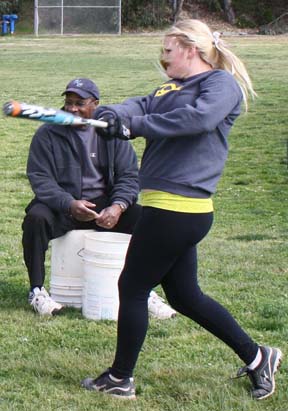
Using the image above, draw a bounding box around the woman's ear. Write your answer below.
[187,45,197,60]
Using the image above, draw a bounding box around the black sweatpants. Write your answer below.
[22,197,142,288]
[110,207,258,378]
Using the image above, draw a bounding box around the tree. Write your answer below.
[222,0,236,24]
[171,0,185,22]
[0,0,20,14]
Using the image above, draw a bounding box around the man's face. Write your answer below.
[64,92,99,119]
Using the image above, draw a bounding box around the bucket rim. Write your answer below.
[84,232,131,243]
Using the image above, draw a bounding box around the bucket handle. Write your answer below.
[77,248,84,258]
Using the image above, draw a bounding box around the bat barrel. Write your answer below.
[2,100,108,129]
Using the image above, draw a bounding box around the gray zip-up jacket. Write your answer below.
[26,123,139,213]
[99,70,243,198]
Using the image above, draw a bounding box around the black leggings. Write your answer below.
[110,207,258,378]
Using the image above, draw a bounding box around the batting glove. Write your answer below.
[95,108,133,141]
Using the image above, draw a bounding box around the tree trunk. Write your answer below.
[172,0,184,23]
[222,0,236,25]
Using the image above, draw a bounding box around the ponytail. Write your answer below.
[165,20,257,111]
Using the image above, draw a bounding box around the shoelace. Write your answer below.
[229,366,250,380]
[236,365,250,378]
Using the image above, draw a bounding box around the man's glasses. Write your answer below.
[64,99,96,108]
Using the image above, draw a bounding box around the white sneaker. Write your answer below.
[148,291,176,319]
[30,287,63,316]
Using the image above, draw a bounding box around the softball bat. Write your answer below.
[2,100,108,128]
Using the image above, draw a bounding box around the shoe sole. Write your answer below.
[51,306,64,316]
[32,305,63,316]
[81,378,136,400]
[256,348,283,400]
[110,393,136,400]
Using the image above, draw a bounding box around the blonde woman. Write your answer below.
[82,19,282,400]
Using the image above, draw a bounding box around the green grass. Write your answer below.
[0,34,287,411]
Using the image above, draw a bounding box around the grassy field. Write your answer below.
[0,33,287,411]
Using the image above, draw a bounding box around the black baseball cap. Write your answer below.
[62,78,100,100]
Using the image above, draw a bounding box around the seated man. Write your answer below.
[22,78,176,319]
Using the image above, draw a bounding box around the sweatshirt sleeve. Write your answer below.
[108,139,139,207]
[96,93,155,123]
[131,71,243,139]
[27,126,74,213]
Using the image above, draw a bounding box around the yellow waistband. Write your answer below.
[140,190,213,213]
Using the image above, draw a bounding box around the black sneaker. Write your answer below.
[81,369,136,400]
[237,346,282,400]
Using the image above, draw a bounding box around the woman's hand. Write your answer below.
[95,108,133,140]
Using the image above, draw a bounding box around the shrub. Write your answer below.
[122,0,172,29]
[0,0,20,15]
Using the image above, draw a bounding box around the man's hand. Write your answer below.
[95,204,122,229]
[70,200,99,222]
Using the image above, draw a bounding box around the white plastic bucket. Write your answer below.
[50,229,94,308]
[82,232,131,320]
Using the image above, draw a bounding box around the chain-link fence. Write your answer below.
[34,0,121,35]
